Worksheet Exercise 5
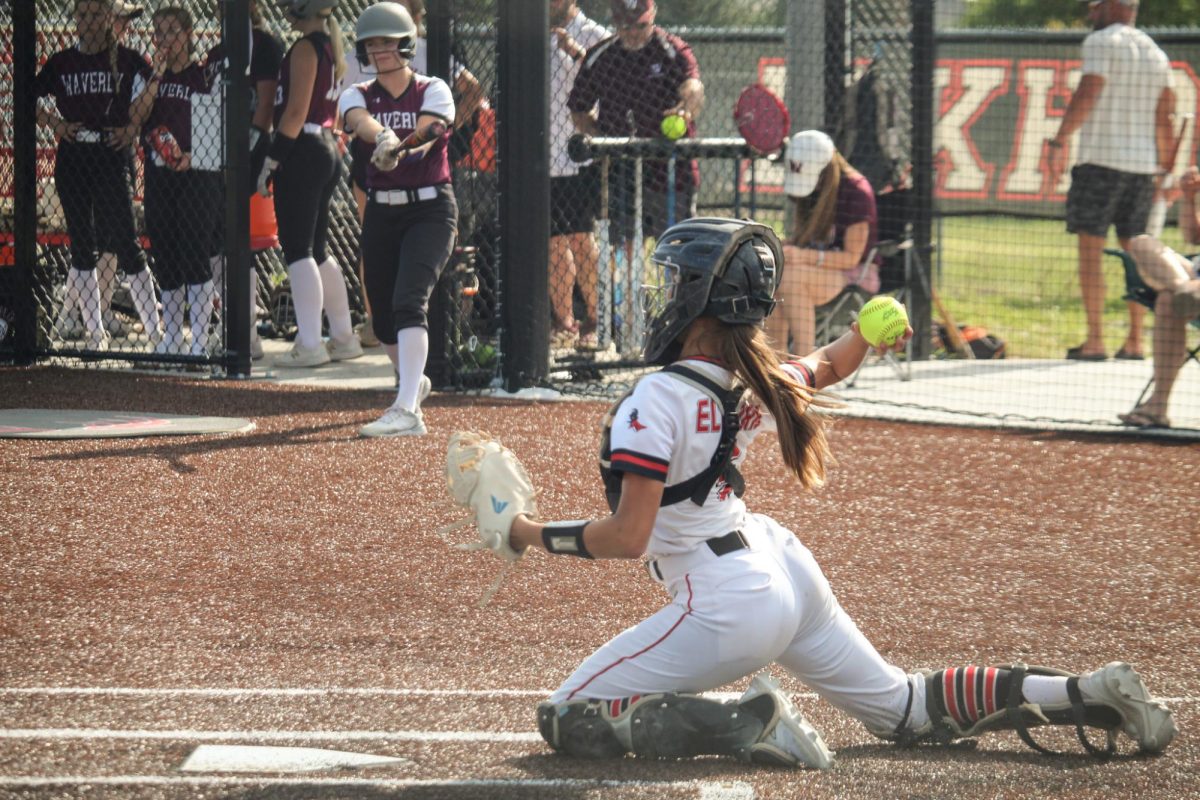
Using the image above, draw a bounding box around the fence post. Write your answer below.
[910,0,935,359]
[497,0,549,390]
[11,0,37,365]
[222,0,251,377]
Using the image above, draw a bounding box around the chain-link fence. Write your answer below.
[5,1,1199,429]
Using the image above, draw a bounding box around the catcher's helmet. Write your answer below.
[278,0,338,19]
[355,2,417,66]
[642,217,782,365]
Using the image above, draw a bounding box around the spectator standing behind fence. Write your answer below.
[340,2,457,438]
[205,0,284,361]
[1046,0,1175,362]
[548,0,607,350]
[1118,167,1200,428]
[257,0,362,368]
[568,0,704,248]
[766,130,878,356]
[340,0,485,350]
[51,0,144,344]
[35,0,162,352]
[131,7,221,359]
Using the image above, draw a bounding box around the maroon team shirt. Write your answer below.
[142,62,210,155]
[568,29,700,191]
[344,75,453,191]
[35,45,153,129]
[274,31,337,130]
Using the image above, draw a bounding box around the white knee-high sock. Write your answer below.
[395,326,429,412]
[127,270,161,340]
[210,254,225,298]
[97,253,118,311]
[188,281,216,356]
[288,257,323,350]
[68,267,103,338]
[160,287,186,350]
[317,257,354,341]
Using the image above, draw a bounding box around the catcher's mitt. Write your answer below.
[443,431,537,561]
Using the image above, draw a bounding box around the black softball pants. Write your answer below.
[54,139,148,274]
[272,129,341,264]
[361,184,458,343]
[144,164,223,291]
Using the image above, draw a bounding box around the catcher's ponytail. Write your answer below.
[718,323,838,491]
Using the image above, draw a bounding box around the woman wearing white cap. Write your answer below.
[766,130,880,355]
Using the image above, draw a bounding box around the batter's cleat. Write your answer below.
[418,374,432,405]
[1077,662,1177,753]
[326,333,364,361]
[359,405,426,438]
[276,341,331,368]
[739,673,835,769]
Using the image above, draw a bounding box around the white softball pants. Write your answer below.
[549,513,917,736]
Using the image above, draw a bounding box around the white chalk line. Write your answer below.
[0,776,756,798]
[0,729,540,742]
[2,686,1194,703]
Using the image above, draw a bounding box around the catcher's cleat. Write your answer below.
[1077,662,1177,753]
[739,673,835,769]
[360,405,426,438]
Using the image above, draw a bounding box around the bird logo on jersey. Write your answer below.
[627,409,647,432]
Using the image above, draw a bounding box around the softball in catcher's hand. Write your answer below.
[857,296,909,347]
[661,114,687,141]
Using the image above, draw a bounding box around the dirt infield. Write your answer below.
[1,365,1196,799]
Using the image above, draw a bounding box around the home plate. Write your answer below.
[0,409,254,439]
[180,745,409,773]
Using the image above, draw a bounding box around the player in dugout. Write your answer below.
[453,217,1177,768]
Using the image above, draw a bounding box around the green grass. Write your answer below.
[935,216,1187,359]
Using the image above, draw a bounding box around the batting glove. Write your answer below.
[256,156,278,198]
[371,128,402,172]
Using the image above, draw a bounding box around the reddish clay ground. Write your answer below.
[0,365,1196,799]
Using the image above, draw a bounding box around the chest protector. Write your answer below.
[599,363,746,513]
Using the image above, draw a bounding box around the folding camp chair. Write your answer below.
[1105,247,1200,407]
[814,189,915,383]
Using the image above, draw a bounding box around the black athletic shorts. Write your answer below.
[550,164,601,237]
[1066,164,1155,239]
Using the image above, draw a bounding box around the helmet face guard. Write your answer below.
[355,2,417,68]
[642,217,782,365]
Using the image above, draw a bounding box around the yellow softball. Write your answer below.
[661,114,687,141]
[857,296,909,347]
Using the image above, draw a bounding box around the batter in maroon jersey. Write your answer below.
[256,0,360,369]
[35,0,162,351]
[340,1,456,438]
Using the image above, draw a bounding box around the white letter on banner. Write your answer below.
[934,62,1009,198]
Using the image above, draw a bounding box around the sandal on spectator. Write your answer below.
[1114,347,1144,360]
[1066,344,1108,361]
[1118,408,1171,428]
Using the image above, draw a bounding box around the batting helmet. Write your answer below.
[355,2,417,66]
[278,0,338,19]
[643,217,782,365]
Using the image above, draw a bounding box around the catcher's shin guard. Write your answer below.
[538,686,832,768]
[907,664,1168,758]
